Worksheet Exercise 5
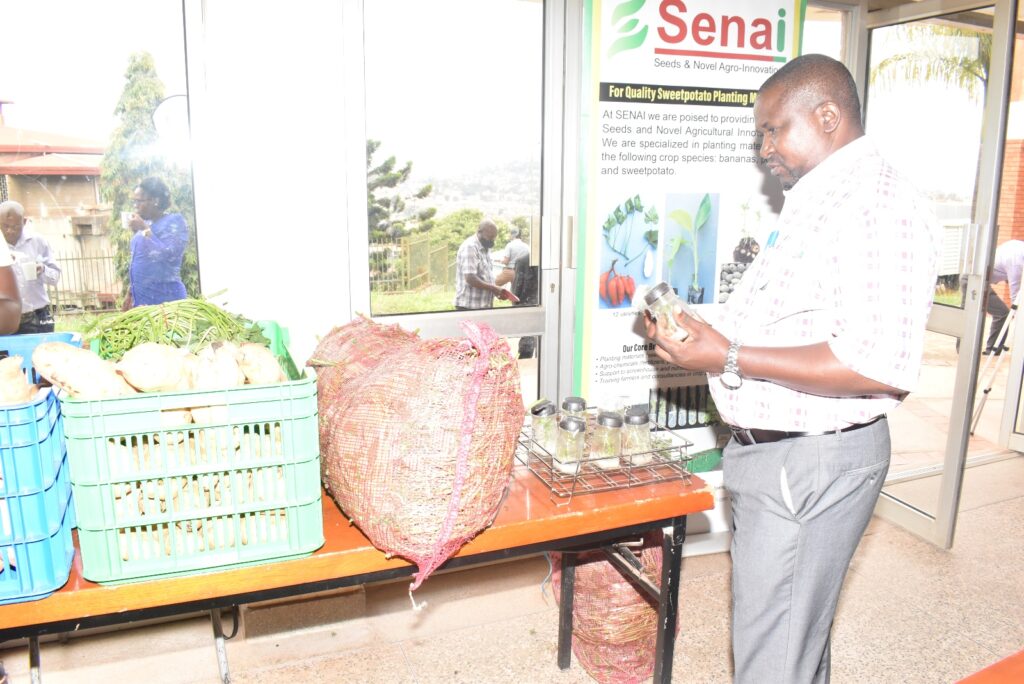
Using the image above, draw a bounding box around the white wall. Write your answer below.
[186,0,354,366]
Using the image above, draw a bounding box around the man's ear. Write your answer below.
[817,101,841,134]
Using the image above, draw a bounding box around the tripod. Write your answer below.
[970,288,1021,435]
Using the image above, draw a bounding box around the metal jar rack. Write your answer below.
[515,412,695,505]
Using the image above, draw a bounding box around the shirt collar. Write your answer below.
[784,135,875,199]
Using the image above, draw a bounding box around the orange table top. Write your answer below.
[2,466,713,634]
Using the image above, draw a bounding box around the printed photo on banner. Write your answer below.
[663,192,718,306]
[598,194,659,309]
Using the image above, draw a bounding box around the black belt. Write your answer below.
[728,415,885,446]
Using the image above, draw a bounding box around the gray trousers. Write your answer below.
[723,418,890,684]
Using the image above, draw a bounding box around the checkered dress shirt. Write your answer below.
[708,136,941,432]
[454,234,495,309]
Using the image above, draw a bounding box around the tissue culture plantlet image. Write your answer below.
[598,194,659,309]
[664,193,718,305]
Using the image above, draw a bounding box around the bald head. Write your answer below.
[477,219,498,250]
[760,54,863,132]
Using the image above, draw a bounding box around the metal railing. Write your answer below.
[369,235,450,293]
[45,249,120,312]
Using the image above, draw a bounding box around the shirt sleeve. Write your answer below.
[0,245,13,267]
[827,183,939,392]
[36,237,61,286]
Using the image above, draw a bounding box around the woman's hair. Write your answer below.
[137,177,172,211]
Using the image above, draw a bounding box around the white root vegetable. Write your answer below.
[32,342,137,399]
[238,343,286,385]
[193,342,246,391]
[115,343,189,393]
[0,355,37,405]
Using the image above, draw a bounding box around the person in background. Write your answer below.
[495,226,530,288]
[984,239,1024,354]
[454,219,517,310]
[644,54,940,683]
[124,177,189,309]
[0,241,23,335]
[0,200,60,334]
[510,232,539,359]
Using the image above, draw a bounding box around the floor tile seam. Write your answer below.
[956,492,1024,514]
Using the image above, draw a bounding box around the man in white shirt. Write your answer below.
[985,239,1024,353]
[644,55,939,683]
[0,201,61,334]
[495,227,530,288]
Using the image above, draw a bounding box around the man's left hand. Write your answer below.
[644,306,729,373]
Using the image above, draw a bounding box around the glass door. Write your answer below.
[864,0,1017,547]
[348,0,573,405]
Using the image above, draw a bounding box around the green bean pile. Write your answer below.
[85,298,270,361]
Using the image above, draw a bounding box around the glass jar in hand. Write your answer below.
[643,281,690,341]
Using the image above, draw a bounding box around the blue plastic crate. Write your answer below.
[0,459,74,605]
[0,388,65,497]
[0,332,80,385]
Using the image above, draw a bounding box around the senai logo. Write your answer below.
[607,1,791,62]
[607,0,649,57]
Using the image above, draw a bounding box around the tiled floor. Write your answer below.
[2,337,1022,683]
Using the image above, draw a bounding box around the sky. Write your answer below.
[363,0,544,178]
[0,1,187,141]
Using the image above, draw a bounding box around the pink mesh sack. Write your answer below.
[310,315,524,591]
[552,532,674,684]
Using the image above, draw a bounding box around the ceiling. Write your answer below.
[867,0,922,10]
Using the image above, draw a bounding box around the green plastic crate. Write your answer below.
[62,326,323,583]
[687,448,722,474]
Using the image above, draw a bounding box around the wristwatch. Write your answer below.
[721,340,742,389]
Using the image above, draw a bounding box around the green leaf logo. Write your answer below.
[608,0,648,58]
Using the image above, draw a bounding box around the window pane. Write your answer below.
[364,0,543,316]
[1,0,198,320]
[866,12,993,310]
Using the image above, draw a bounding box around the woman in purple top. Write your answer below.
[124,177,189,308]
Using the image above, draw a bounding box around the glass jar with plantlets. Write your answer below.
[622,406,654,466]
[590,411,623,470]
[530,400,558,456]
[555,416,586,475]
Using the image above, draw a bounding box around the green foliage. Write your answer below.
[870,24,990,102]
[431,208,484,253]
[99,52,199,302]
[366,139,436,239]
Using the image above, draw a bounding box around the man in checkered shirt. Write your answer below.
[454,219,517,310]
[645,55,940,683]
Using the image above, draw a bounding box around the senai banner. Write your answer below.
[575,0,806,414]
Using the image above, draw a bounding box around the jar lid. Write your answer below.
[643,281,673,306]
[597,411,623,428]
[624,406,650,425]
[531,400,556,417]
[562,396,586,412]
[559,416,586,432]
